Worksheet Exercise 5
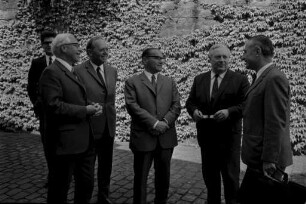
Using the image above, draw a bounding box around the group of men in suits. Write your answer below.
[28,33,116,204]
[28,32,292,204]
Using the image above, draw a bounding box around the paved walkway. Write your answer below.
[0,131,305,203]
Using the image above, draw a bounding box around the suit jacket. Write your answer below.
[186,70,250,148]
[74,60,117,139]
[124,72,181,151]
[39,60,91,155]
[242,65,293,169]
[27,56,48,116]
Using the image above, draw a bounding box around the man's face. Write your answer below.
[209,47,230,74]
[143,49,165,74]
[42,37,54,56]
[88,39,108,66]
[242,40,258,71]
[62,36,81,64]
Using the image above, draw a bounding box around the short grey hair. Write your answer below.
[51,33,76,57]
[208,44,231,58]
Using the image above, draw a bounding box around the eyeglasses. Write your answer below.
[146,56,166,60]
[61,43,80,48]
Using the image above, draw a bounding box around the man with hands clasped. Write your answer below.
[186,44,250,204]
[124,48,181,204]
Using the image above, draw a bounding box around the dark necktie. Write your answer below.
[48,56,53,66]
[71,67,79,80]
[151,74,157,92]
[97,66,105,85]
[211,74,219,102]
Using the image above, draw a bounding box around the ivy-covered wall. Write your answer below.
[0,0,305,155]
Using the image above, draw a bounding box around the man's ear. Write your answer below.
[254,45,262,56]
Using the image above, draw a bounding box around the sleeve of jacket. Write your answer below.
[39,68,87,120]
[163,79,181,125]
[27,59,38,105]
[124,77,158,129]
[227,74,250,120]
[262,74,290,163]
[186,76,198,118]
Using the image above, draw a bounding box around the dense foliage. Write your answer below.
[0,0,305,155]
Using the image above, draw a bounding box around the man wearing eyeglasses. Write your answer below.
[124,48,181,204]
[74,36,117,204]
[27,30,56,188]
[39,33,102,204]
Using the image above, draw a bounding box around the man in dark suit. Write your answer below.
[186,44,250,204]
[27,30,56,185]
[39,33,102,204]
[239,35,293,204]
[124,48,181,204]
[74,36,117,204]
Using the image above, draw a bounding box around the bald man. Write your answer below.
[74,36,117,204]
[186,44,250,204]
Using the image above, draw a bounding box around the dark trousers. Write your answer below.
[132,145,173,204]
[200,146,240,204]
[47,148,95,204]
[38,115,51,181]
[95,126,114,203]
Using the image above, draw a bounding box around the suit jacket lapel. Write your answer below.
[103,63,110,90]
[85,60,106,89]
[140,72,156,95]
[215,70,231,99]
[204,72,211,104]
[245,65,274,97]
[55,60,86,91]
[156,74,164,94]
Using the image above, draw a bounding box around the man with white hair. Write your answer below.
[39,33,102,204]
[186,44,250,204]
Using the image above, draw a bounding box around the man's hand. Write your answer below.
[213,109,229,122]
[193,109,204,122]
[155,121,169,134]
[263,162,276,178]
[86,103,102,116]
[92,103,103,116]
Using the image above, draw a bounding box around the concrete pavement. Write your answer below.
[0,131,305,203]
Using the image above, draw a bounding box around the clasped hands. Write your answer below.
[86,102,103,117]
[193,109,229,122]
[152,120,169,136]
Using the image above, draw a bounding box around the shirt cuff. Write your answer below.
[153,120,159,129]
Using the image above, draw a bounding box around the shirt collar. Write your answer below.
[210,70,227,80]
[56,57,73,72]
[90,61,103,71]
[256,62,273,80]
[144,70,158,82]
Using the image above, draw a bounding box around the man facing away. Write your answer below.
[124,48,181,204]
[27,30,56,186]
[239,35,293,204]
[39,33,102,204]
[74,36,117,204]
[186,44,250,204]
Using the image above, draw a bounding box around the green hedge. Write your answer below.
[0,0,305,155]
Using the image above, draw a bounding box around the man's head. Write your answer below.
[51,33,80,65]
[242,35,274,71]
[86,36,108,66]
[142,48,165,74]
[40,30,56,56]
[208,44,231,74]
